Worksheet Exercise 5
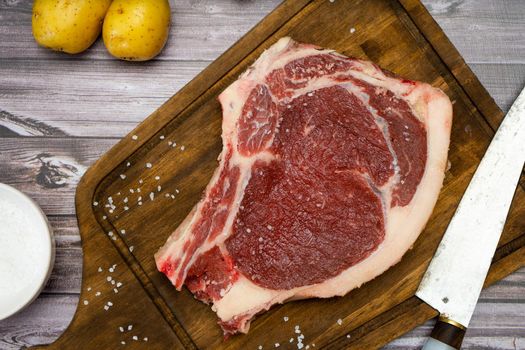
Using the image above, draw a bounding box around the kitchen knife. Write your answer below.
[416,85,525,350]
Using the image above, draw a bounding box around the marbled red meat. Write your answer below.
[155,37,452,336]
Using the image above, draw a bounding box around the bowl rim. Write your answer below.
[0,183,55,321]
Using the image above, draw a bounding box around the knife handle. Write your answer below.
[422,316,466,350]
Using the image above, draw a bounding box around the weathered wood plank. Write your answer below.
[421,0,525,64]
[0,138,116,215]
[0,295,78,350]
[0,60,208,137]
[469,63,525,113]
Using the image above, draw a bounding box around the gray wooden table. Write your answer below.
[0,1,523,349]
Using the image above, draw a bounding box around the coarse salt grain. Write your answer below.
[146,163,152,168]
[104,305,109,311]
[337,318,343,325]
[132,336,138,341]
[350,27,356,34]
[126,162,131,167]
[121,341,125,345]
[143,337,148,342]
[283,316,289,322]
[180,145,185,151]
[114,288,118,294]
[157,185,161,192]
[131,135,138,140]
[106,276,112,282]
[275,343,280,348]
[346,334,351,338]
[128,325,133,331]
[129,246,134,252]
[155,176,160,180]
[98,267,102,272]
[119,327,124,332]
[149,192,155,201]
[160,135,165,140]
[117,282,123,288]
[121,229,126,234]
[120,174,126,180]
[87,287,92,291]
[93,201,98,206]
[107,301,113,306]
[290,338,294,343]
[95,291,101,296]
[111,280,115,285]
[83,300,89,305]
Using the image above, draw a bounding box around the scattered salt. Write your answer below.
[155,176,160,180]
[160,135,165,140]
[87,287,92,291]
[143,337,148,342]
[104,305,109,311]
[138,202,142,206]
[98,267,102,272]
[337,318,343,325]
[180,145,185,151]
[283,316,289,322]
[119,326,124,332]
[102,215,107,220]
[106,276,112,282]
[150,192,155,201]
[121,341,125,345]
[83,300,89,305]
[120,174,126,180]
[124,206,129,211]
[126,162,131,167]
[95,291,101,296]
[157,185,162,192]
[131,135,138,140]
[117,282,123,288]
[133,336,138,341]
[129,246,134,252]
[111,280,116,285]
[107,301,113,306]
[128,325,133,331]
[93,201,98,206]
[346,334,351,338]
[146,163,152,168]
[139,179,143,184]
[290,338,294,343]
[275,343,280,348]
[121,229,126,234]
[350,27,356,34]
[114,288,118,294]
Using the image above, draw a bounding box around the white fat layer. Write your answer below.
[155,37,453,324]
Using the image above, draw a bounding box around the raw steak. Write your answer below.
[155,37,452,335]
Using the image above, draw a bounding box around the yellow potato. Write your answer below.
[32,0,112,54]
[103,0,171,61]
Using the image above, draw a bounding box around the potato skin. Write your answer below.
[32,0,112,54]
[102,0,171,61]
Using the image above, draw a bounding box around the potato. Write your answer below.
[32,0,112,54]
[103,0,171,61]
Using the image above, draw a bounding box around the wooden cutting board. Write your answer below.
[32,0,525,349]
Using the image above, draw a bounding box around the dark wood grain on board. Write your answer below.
[21,0,524,349]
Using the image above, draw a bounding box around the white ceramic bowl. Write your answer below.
[0,183,55,320]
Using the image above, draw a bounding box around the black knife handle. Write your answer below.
[422,316,466,350]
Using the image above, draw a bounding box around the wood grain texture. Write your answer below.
[0,0,523,349]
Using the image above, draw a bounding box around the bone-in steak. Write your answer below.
[155,37,453,335]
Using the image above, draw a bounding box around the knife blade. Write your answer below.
[416,85,525,350]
